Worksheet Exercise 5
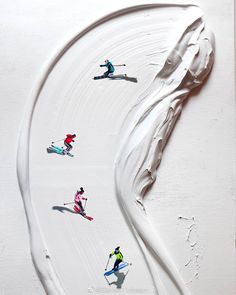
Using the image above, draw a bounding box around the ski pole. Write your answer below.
[84,199,87,210]
[52,138,64,144]
[114,64,126,66]
[105,257,110,271]
[63,202,74,205]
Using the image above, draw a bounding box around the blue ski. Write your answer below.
[104,262,129,276]
[47,145,74,157]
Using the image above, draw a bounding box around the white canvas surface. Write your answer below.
[0,1,234,294]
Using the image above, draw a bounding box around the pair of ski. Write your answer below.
[63,202,93,221]
[93,74,127,80]
[104,262,131,276]
[47,145,74,157]
[73,205,93,221]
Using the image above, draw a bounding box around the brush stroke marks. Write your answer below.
[114,7,214,295]
[16,4,214,295]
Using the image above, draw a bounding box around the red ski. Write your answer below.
[73,205,93,221]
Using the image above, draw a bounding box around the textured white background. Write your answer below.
[0,0,235,294]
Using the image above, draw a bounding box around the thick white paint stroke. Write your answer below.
[114,8,214,295]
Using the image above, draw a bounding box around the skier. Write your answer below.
[109,246,123,271]
[74,187,87,215]
[100,59,115,77]
[64,134,76,154]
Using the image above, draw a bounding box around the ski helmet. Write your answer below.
[80,187,84,193]
[105,59,109,64]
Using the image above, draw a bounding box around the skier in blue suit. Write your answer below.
[100,59,115,77]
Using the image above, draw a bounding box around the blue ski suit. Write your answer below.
[100,61,115,77]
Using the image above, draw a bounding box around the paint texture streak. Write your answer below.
[114,6,214,295]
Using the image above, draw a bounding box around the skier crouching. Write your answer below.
[74,187,87,215]
[109,246,123,271]
[64,134,76,154]
[100,59,115,77]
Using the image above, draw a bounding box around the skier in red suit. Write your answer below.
[64,134,76,153]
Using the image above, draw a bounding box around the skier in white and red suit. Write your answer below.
[73,187,87,215]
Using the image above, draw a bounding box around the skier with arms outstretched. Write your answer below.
[100,59,115,77]
[94,60,126,80]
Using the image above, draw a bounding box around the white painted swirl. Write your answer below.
[114,8,214,295]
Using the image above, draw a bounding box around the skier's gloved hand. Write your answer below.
[85,198,88,200]
[100,65,103,67]
[109,254,112,258]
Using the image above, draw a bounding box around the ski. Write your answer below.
[47,145,74,157]
[73,205,93,221]
[93,74,127,80]
[82,214,93,221]
[93,75,107,80]
[63,150,74,157]
[104,262,129,276]
[108,74,127,79]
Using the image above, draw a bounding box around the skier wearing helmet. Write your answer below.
[100,59,115,77]
[74,187,87,215]
[109,246,123,271]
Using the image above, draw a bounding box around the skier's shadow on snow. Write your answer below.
[52,206,76,214]
[109,76,138,83]
[105,270,129,289]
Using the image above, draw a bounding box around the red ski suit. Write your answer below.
[64,134,75,144]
